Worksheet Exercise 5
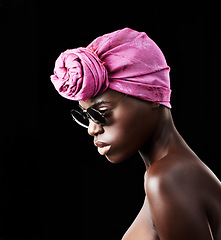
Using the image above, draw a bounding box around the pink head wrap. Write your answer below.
[51,28,171,108]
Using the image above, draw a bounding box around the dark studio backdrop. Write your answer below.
[1,1,220,239]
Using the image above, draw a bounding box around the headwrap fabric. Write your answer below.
[50,48,108,101]
[51,28,171,108]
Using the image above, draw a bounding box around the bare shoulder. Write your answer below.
[144,153,221,240]
[145,153,221,199]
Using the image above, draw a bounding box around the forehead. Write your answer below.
[79,89,124,109]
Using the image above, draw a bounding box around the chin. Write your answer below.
[105,152,133,164]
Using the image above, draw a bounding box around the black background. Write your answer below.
[1,1,221,239]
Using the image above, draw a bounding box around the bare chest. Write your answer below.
[122,195,159,240]
[122,172,159,240]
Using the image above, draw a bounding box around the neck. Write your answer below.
[138,108,178,169]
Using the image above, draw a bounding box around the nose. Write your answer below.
[88,120,104,136]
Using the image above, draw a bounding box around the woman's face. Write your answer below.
[79,89,159,163]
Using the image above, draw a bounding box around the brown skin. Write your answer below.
[80,89,221,240]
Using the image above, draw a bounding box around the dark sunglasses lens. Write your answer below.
[87,108,106,125]
[70,110,89,128]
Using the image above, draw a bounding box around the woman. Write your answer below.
[51,28,221,239]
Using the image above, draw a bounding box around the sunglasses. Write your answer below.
[70,95,127,128]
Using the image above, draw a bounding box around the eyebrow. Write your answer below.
[79,100,111,110]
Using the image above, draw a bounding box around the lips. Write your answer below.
[94,140,111,155]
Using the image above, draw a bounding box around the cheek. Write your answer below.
[104,105,153,163]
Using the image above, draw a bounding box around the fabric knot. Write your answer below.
[51,47,109,101]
